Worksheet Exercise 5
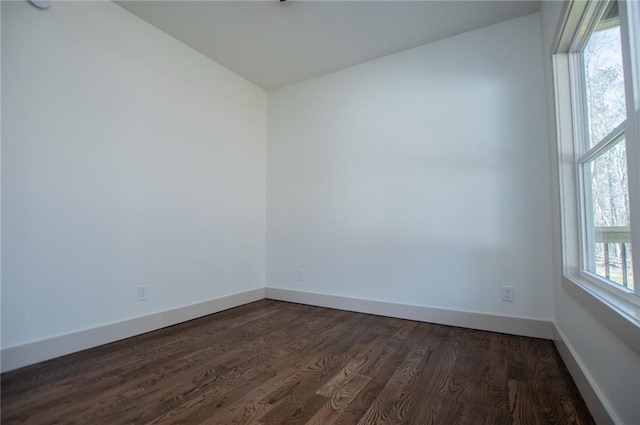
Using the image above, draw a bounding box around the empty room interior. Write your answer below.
[1,0,639,424]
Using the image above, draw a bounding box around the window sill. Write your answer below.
[562,276,640,354]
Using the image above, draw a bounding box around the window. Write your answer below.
[554,0,640,304]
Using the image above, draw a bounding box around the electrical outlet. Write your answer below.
[137,285,148,302]
[502,286,514,302]
[297,268,306,282]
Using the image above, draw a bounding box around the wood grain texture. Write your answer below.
[1,300,595,425]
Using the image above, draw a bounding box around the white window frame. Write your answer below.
[552,0,640,331]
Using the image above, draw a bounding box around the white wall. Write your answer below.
[1,1,266,350]
[267,13,554,321]
[540,2,640,424]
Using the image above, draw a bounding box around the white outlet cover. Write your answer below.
[137,286,149,301]
[297,269,306,282]
[501,286,514,302]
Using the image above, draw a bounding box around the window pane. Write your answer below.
[584,138,633,289]
[582,1,627,147]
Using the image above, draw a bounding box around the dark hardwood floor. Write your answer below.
[1,300,594,425]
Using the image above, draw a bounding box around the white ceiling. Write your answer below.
[115,0,540,90]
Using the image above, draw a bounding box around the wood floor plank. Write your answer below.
[256,314,383,425]
[202,365,301,425]
[0,301,595,425]
[97,305,345,424]
[356,347,432,425]
[1,300,281,397]
[484,332,512,425]
[404,325,457,425]
[0,300,292,414]
[147,309,371,425]
[316,354,369,398]
[3,303,314,424]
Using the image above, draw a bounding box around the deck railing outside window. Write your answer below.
[594,226,633,288]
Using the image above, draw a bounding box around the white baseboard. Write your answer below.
[265,287,553,339]
[553,324,619,425]
[1,287,265,373]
